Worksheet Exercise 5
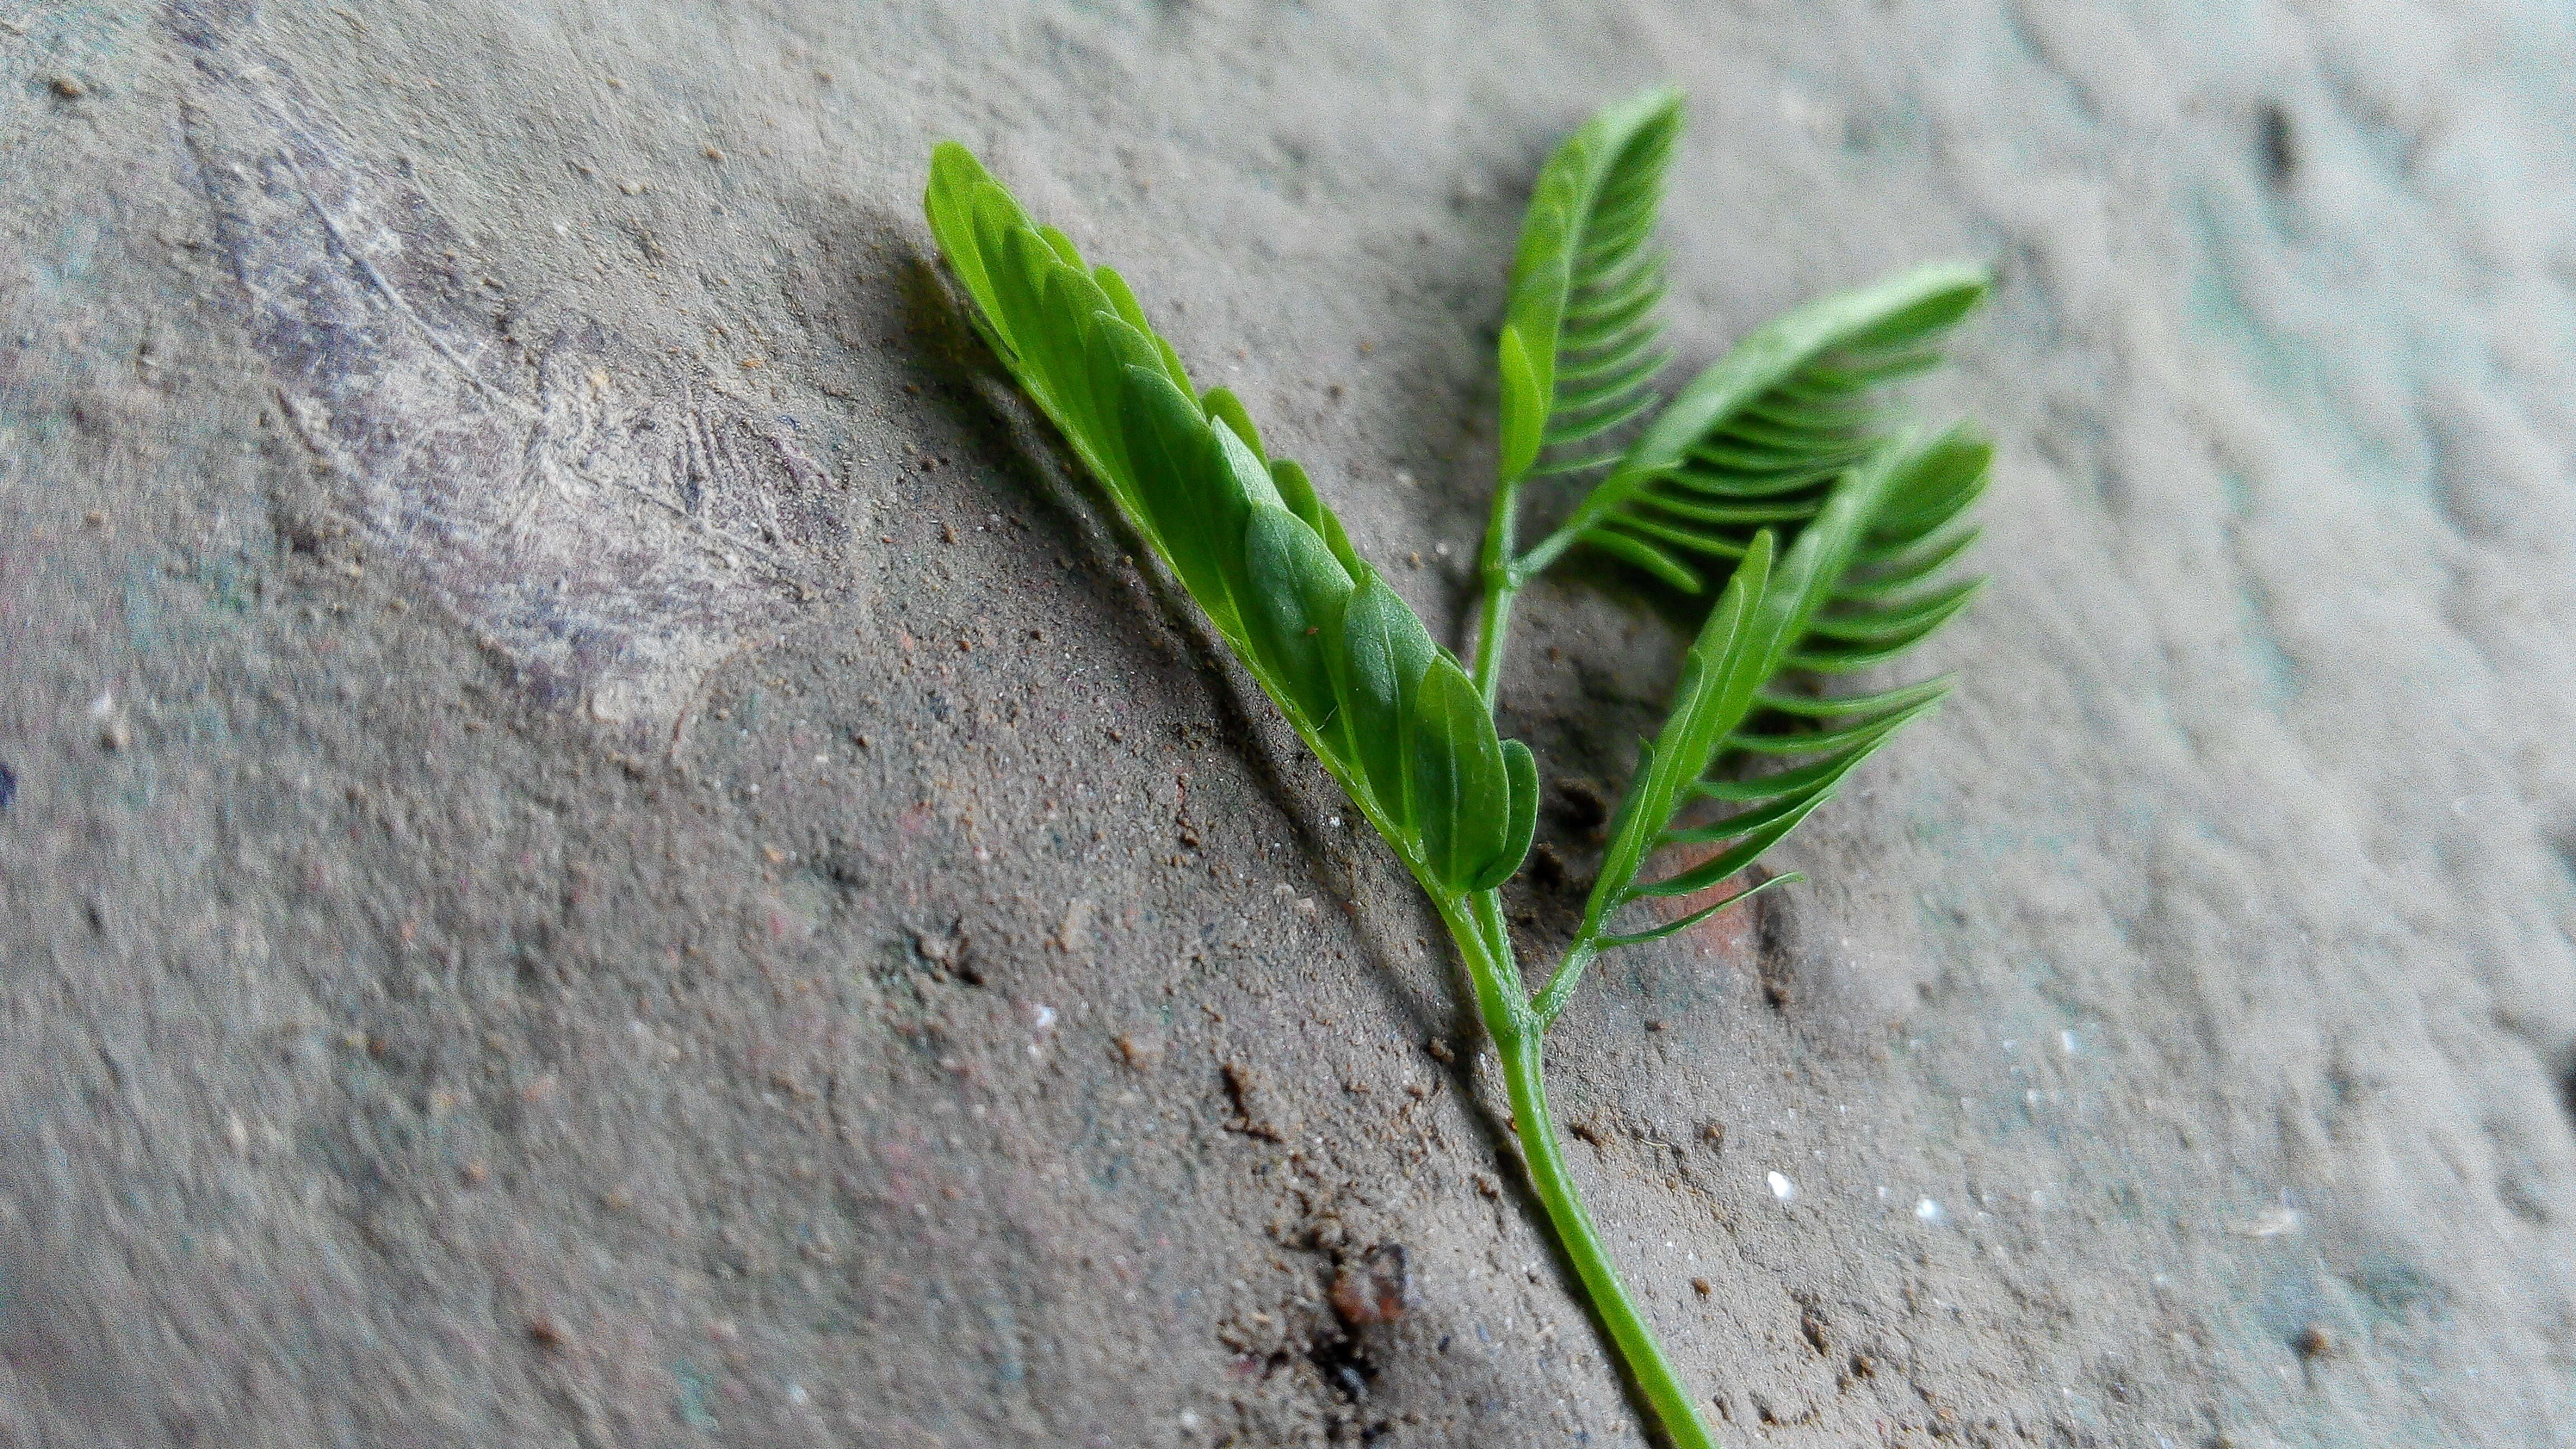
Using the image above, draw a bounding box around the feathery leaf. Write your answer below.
[1536,261,1991,593]
[1566,429,1983,958]
[1496,89,1684,487]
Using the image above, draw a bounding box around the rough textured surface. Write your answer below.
[4,2,2574,1446]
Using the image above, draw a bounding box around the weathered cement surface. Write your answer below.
[4,2,2574,1445]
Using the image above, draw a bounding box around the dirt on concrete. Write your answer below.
[4,2,2574,1446]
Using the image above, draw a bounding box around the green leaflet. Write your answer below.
[1324,578,1438,833]
[1268,456,1370,585]
[1240,504,1355,734]
[1204,387,1267,462]
[1596,869,1802,949]
[1119,364,1253,640]
[1497,324,1546,481]
[1410,658,1512,893]
[1486,738,1540,895]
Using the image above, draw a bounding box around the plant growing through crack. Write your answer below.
[924,87,1989,1449]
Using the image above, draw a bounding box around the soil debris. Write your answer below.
[1329,1244,1409,1328]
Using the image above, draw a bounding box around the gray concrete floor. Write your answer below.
[4,2,2574,1445]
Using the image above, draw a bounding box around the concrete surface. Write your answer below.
[3,1,2574,1445]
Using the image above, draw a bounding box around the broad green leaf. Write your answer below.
[1325,579,1438,830]
[973,188,1052,364]
[1410,657,1510,893]
[1270,457,1368,586]
[1467,737,1541,893]
[1211,415,1287,514]
[1093,264,1156,338]
[1036,224,1084,268]
[1075,311,1171,495]
[925,143,1002,326]
[1001,226,1082,409]
[1204,387,1267,463]
[1118,364,1249,638]
[1241,505,1356,732]
[1091,264,1191,393]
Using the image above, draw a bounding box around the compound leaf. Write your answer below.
[1498,88,1684,487]
[1536,261,1991,594]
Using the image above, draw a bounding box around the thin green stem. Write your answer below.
[1435,896,1718,1449]
[1469,889,1526,1002]
[1516,457,1648,581]
[1530,939,1597,1029]
[1434,892,1528,1050]
[1499,1026,1720,1449]
[1471,468,1526,708]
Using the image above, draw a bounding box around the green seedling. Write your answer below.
[924,87,1990,1448]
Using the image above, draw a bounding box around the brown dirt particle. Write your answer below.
[1329,1244,1409,1327]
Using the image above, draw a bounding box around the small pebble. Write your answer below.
[51,75,85,98]
[1767,1171,1795,1201]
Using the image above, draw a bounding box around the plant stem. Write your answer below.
[1471,469,1524,707]
[1437,896,1720,1449]
[1498,1029,1720,1449]
[1530,940,1597,1030]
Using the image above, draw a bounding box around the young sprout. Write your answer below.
[924,88,1989,1449]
